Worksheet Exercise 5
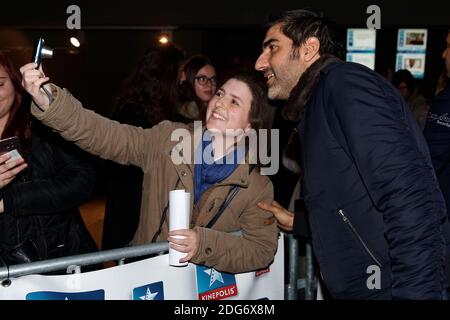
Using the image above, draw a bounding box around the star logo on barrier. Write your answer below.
[133,281,164,300]
[139,287,159,300]
[204,268,224,287]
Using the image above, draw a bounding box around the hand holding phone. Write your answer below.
[0,137,27,189]
[0,136,24,163]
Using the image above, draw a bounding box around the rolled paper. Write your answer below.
[169,190,191,267]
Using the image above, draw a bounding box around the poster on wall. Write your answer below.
[396,29,427,78]
[396,53,426,79]
[397,29,428,52]
[346,29,376,70]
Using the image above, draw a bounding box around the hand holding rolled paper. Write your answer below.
[168,190,191,266]
[168,228,199,263]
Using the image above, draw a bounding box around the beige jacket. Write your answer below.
[31,85,279,273]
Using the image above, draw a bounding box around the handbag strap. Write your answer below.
[151,177,181,243]
[206,165,256,229]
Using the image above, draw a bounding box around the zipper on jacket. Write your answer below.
[338,209,383,268]
[16,220,21,244]
[37,216,47,259]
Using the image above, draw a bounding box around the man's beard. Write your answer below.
[268,78,296,100]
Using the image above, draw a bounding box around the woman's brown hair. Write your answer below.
[0,52,31,143]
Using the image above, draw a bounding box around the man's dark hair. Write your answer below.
[267,9,344,59]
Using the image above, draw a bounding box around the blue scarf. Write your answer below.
[194,130,244,204]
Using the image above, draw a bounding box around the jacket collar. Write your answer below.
[320,60,344,76]
[163,123,252,188]
[214,162,252,188]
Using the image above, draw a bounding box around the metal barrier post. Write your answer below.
[305,243,316,300]
[286,233,299,300]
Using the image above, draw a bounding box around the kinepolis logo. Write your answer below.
[26,289,105,300]
[196,266,238,300]
[132,281,165,300]
[170,121,280,176]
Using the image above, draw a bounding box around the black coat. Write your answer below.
[297,61,450,299]
[0,121,97,263]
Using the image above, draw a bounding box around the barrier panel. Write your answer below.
[0,237,283,300]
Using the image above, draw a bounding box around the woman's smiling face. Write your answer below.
[206,78,252,135]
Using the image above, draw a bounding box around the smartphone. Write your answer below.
[0,136,24,163]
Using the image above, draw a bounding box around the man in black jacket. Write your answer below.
[256,10,450,299]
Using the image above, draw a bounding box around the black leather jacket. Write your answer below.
[0,121,97,262]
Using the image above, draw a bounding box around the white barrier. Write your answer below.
[0,237,283,300]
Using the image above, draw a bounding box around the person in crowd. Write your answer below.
[0,52,97,267]
[20,62,279,273]
[255,9,450,299]
[176,55,217,123]
[424,30,450,222]
[102,45,185,250]
[392,69,430,130]
[435,68,449,96]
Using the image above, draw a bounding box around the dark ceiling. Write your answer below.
[1,0,448,29]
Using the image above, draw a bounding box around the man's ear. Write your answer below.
[303,37,321,62]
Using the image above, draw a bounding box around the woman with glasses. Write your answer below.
[176,55,217,123]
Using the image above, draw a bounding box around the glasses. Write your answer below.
[195,75,217,86]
